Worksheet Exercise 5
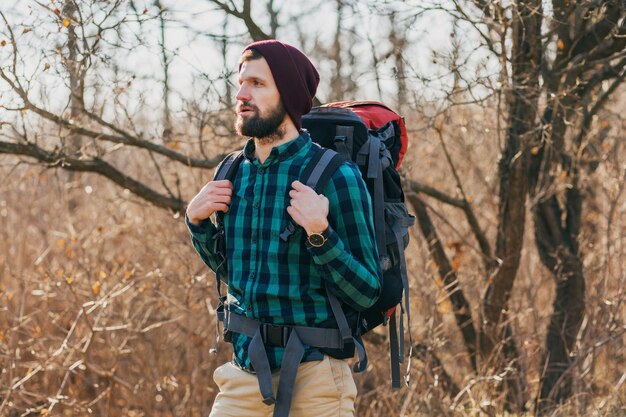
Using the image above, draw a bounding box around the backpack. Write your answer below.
[213,101,415,389]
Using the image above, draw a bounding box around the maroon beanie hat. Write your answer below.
[240,40,319,130]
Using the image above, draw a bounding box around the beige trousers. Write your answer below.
[209,355,357,417]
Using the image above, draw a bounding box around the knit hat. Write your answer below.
[240,40,319,130]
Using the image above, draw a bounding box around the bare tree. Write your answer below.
[0,2,228,213]
[1,1,625,415]
[205,0,273,41]
[405,0,626,413]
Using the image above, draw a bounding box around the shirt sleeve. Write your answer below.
[306,161,382,311]
[185,214,228,282]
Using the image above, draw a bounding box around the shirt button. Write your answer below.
[258,168,265,175]
[253,201,260,208]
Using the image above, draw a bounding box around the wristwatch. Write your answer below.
[307,227,329,248]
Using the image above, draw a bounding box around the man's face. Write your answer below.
[235,57,286,140]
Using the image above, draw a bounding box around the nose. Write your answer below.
[236,83,250,102]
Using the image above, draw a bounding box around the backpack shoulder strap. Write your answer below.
[297,147,371,373]
[213,150,244,233]
[301,147,346,192]
[212,150,244,292]
[214,150,245,182]
[279,147,345,242]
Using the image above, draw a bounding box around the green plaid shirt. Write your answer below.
[186,132,381,370]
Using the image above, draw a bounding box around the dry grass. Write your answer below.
[1,99,625,416]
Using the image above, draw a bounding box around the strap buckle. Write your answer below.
[261,324,292,347]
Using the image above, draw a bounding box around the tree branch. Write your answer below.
[0,67,227,169]
[0,140,185,213]
[407,192,478,371]
[207,0,271,41]
[568,0,624,59]
[405,178,465,208]
[434,126,494,268]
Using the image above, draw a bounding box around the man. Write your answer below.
[186,40,381,417]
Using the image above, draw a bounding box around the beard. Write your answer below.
[235,100,287,144]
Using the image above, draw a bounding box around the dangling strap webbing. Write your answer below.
[274,332,305,416]
[388,309,401,388]
[326,288,368,372]
[326,287,353,343]
[392,214,416,386]
[249,327,275,405]
[399,303,405,364]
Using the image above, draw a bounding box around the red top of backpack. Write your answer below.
[321,101,409,169]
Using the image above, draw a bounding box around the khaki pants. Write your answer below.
[209,355,357,417]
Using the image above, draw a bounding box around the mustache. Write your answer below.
[237,102,258,113]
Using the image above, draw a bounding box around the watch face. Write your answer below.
[308,233,326,247]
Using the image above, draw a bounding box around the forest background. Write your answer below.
[0,0,625,416]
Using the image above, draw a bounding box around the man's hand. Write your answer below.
[186,180,233,225]
[287,180,329,235]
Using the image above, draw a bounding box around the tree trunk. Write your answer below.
[156,1,172,143]
[479,0,542,410]
[328,0,344,102]
[389,11,407,112]
[534,196,586,414]
[62,0,84,213]
[531,105,587,414]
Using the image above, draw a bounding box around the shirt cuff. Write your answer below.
[185,214,217,242]
[305,226,345,264]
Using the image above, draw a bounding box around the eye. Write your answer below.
[252,79,262,87]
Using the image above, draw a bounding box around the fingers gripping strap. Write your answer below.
[281,148,344,242]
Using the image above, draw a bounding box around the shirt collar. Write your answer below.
[243,131,311,166]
